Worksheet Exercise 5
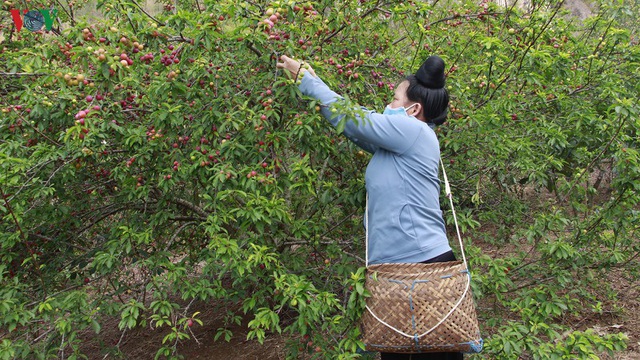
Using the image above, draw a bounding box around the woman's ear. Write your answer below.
[409,103,423,118]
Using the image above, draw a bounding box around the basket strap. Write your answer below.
[365,193,369,267]
[364,158,471,338]
[439,158,468,270]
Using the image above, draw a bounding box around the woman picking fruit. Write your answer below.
[277,54,462,360]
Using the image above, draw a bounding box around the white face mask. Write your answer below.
[383,103,417,117]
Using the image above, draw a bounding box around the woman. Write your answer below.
[277,55,462,360]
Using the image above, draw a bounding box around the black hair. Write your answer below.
[405,55,449,126]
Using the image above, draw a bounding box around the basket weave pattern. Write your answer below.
[361,261,483,353]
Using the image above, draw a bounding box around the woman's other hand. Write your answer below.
[276,55,316,80]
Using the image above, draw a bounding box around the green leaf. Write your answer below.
[101,62,111,79]
[91,320,101,334]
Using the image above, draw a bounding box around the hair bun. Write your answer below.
[415,56,446,89]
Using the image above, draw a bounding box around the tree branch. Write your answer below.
[165,221,198,251]
[172,197,210,219]
[130,0,165,26]
[246,41,263,57]
[0,72,48,77]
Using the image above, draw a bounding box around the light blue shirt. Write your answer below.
[299,74,452,264]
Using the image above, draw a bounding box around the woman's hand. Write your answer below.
[276,55,316,80]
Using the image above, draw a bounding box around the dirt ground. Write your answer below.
[589,271,640,360]
[77,266,638,360]
[80,300,288,359]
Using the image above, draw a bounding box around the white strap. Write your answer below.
[364,158,470,339]
[439,158,468,269]
[365,193,369,267]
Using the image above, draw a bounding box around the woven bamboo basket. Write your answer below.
[361,261,483,353]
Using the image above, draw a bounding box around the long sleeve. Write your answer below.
[298,73,424,155]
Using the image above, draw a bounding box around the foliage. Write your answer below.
[1,0,638,358]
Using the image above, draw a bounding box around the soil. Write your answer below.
[78,251,638,359]
[80,300,288,359]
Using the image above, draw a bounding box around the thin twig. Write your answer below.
[59,332,65,359]
[314,3,391,56]
[0,72,48,77]
[42,157,75,188]
[129,0,165,26]
[246,41,263,57]
[26,273,108,308]
[319,208,360,239]
[76,206,129,234]
[165,221,198,251]
[5,159,55,203]
[30,327,55,344]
